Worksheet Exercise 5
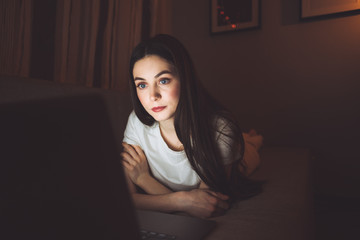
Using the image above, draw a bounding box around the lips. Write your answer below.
[151,106,166,112]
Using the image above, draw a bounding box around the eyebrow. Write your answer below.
[134,70,172,81]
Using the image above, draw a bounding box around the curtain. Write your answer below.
[142,0,172,39]
[149,0,172,36]
[0,0,171,90]
[0,0,32,77]
[54,0,143,90]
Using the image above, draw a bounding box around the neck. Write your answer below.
[159,118,176,134]
[159,118,183,151]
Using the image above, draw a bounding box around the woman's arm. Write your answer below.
[124,169,229,218]
[121,142,171,195]
[122,142,230,218]
[123,169,180,212]
[131,183,229,218]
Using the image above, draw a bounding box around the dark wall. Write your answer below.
[171,0,360,198]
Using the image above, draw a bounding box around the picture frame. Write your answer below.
[210,0,260,34]
[301,0,360,18]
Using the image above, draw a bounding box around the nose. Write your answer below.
[149,85,161,101]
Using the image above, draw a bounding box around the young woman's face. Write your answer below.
[133,55,180,124]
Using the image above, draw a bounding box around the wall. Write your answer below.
[172,0,360,198]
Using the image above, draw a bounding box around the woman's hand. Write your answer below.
[177,189,230,218]
[121,142,151,186]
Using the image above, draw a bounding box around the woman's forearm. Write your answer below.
[132,192,184,213]
[126,172,184,213]
[132,189,229,218]
[125,168,229,218]
[136,174,172,195]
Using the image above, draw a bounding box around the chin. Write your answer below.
[153,116,169,122]
[151,112,174,123]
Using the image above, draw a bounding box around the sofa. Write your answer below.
[0,76,314,240]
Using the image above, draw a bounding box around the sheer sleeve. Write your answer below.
[214,117,242,165]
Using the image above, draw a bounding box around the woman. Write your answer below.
[121,34,263,218]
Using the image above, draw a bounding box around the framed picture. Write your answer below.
[301,0,360,18]
[210,0,260,34]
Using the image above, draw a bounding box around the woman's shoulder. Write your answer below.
[211,112,242,147]
[123,111,158,145]
[213,114,234,133]
[126,110,139,126]
[128,110,137,120]
[127,110,157,130]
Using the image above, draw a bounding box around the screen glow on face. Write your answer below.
[133,55,180,124]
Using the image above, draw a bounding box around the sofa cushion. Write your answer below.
[207,147,314,240]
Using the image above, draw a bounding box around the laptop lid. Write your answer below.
[0,94,140,240]
[137,210,216,240]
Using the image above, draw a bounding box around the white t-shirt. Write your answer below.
[123,111,240,191]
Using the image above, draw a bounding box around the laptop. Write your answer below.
[0,94,216,240]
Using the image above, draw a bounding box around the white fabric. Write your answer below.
[123,111,200,191]
[123,111,240,191]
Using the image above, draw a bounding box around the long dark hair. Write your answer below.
[129,34,261,200]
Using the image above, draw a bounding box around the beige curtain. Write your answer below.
[54,0,143,90]
[0,0,32,77]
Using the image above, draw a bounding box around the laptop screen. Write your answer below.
[0,94,140,240]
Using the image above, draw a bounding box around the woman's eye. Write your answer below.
[137,83,146,89]
[159,78,170,85]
